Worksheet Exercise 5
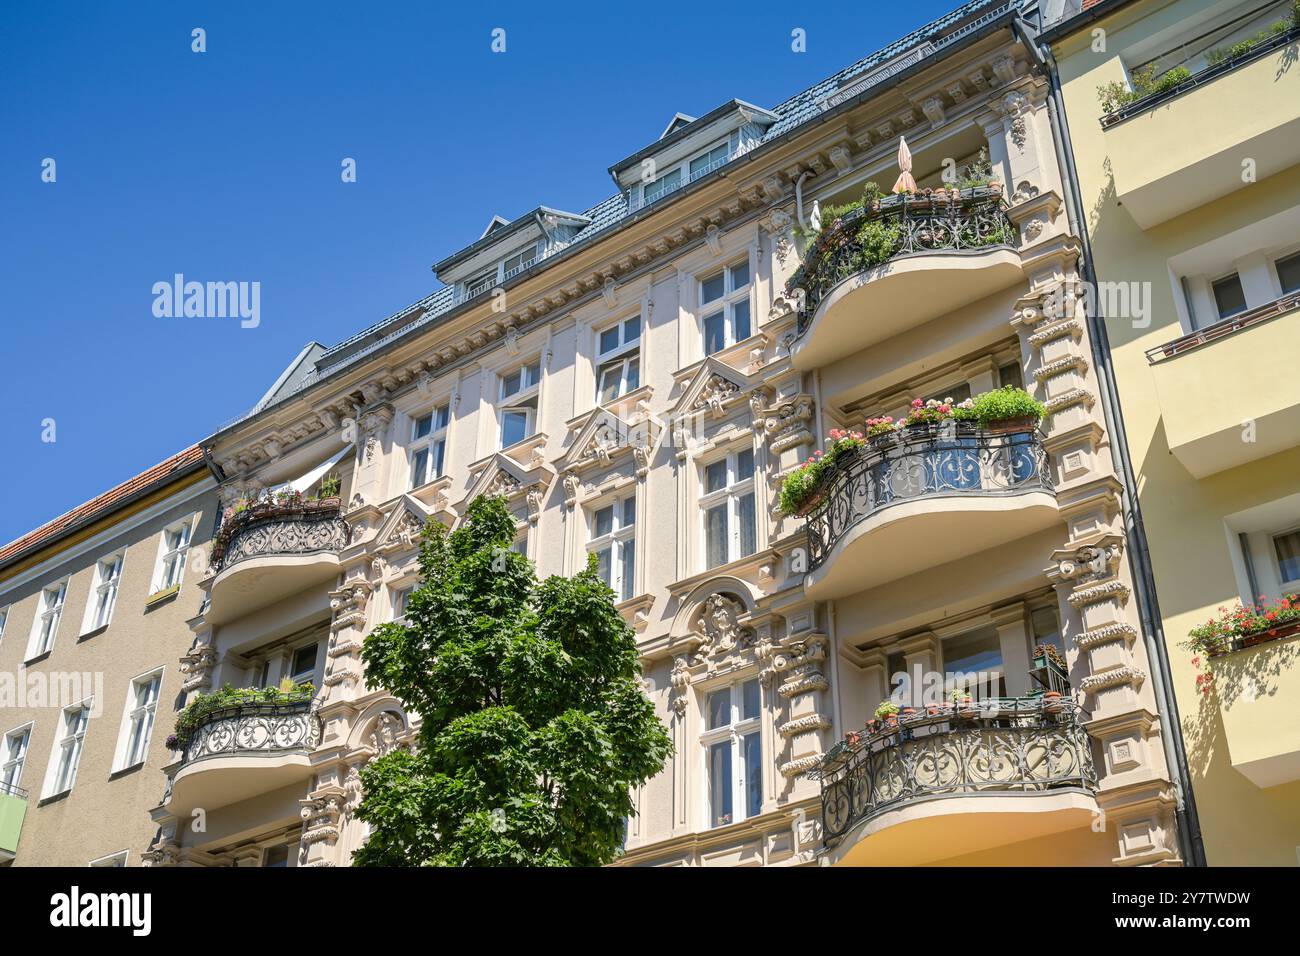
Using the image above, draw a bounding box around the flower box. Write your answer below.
[984,416,1038,435]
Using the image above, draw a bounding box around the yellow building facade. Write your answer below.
[1045,0,1300,865]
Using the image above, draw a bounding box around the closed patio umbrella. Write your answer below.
[891,136,917,194]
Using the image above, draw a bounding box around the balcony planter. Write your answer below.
[985,416,1038,435]
[1184,593,1300,663]
[1042,691,1064,714]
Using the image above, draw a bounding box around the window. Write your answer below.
[595,316,642,404]
[2,726,31,795]
[589,495,636,601]
[464,270,496,300]
[85,552,125,632]
[943,626,1006,698]
[701,261,752,356]
[639,139,733,206]
[701,678,762,828]
[1276,250,1300,296]
[1273,529,1300,586]
[263,843,291,867]
[47,703,91,797]
[117,673,161,771]
[500,360,541,448]
[502,244,537,280]
[409,404,450,489]
[643,167,682,205]
[289,644,319,685]
[153,520,192,592]
[89,850,128,867]
[924,382,973,405]
[27,579,68,659]
[0,606,7,646]
[998,361,1024,390]
[1212,273,1247,320]
[392,584,415,620]
[689,143,730,182]
[701,449,757,569]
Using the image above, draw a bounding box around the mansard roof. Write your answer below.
[217,0,1020,435]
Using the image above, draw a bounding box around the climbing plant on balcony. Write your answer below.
[353,494,671,867]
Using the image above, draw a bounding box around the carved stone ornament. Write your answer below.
[1056,542,1123,584]
[368,712,406,758]
[697,375,740,417]
[484,469,521,497]
[691,593,755,660]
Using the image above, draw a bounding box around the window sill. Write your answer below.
[108,762,144,782]
[37,788,72,808]
[23,649,53,667]
[78,623,110,643]
[145,584,181,608]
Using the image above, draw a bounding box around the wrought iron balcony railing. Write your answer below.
[181,697,320,765]
[212,499,350,573]
[812,696,1096,847]
[803,423,1053,571]
[789,187,1016,337]
[0,780,29,799]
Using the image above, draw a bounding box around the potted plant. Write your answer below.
[1042,690,1065,714]
[875,700,900,727]
[950,687,977,718]
[968,386,1046,434]
[778,429,867,516]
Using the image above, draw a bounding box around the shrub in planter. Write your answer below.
[854,220,902,271]
[874,700,900,722]
[967,386,1045,431]
[171,680,315,751]
[1097,64,1192,114]
[778,430,867,515]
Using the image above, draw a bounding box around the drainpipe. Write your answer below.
[795,171,814,229]
[1032,22,1207,867]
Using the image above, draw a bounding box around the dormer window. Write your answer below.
[464,270,497,301]
[500,359,541,448]
[689,143,730,182]
[643,168,682,205]
[639,139,733,208]
[596,316,642,403]
[503,244,538,281]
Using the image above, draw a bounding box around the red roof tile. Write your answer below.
[0,446,207,569]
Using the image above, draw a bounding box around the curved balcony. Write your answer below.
[205,499,349,625]
[803,424,1058,601]
[788,189,1022,372]
[164,697,320,814]
[814,697,1098,866]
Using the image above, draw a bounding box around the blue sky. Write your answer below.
[0,0,964,545]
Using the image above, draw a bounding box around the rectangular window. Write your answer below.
[595,316,642,404]
[701,677,762,828]
[289,644,318,685]
[392,584,414,620]
[0,607,8,646]
[1212,273,1247,319]
[700,449,757,569]
[998,362,1024,391]
[643,167,682,205]
[2,726,31,794]
[263,844,291,868]
[689,143,730,182]
[1276,250,1300,296]
[409,403,450,489]
[502,243,538,280]
[1273,529,1300,586]
[27,579,68,660]
[119,673,161,770]
[86,552,125,632]
[464,270,496,300]
[943,625,1006,698]
[700,261,752,355]
[153,520,192,592]
[588,495,636,601]
[49,704,91,797]
[500,360,541,449]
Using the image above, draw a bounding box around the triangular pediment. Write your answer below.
[463,451,554,507]
[557,404,661,475]
[670,357,757,419]
[372,494,435,555]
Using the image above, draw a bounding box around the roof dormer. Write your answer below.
[609,99,778,212]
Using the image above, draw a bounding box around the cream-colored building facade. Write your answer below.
[0,447,218,866]
[129,0,1198,868]
[1046,0,1300,865]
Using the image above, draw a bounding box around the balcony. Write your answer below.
[1101,27,1300,228]
[788,189,1022,372]
[803,424,1058,601]
[813,697,1098,865]
[205,497,349,625]
[164,695,320,814]
[1147,294,1300,478]
[0,782,28,863]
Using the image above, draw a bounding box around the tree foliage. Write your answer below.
[353,494,671,866]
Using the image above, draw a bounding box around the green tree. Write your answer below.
[354,494,672,866]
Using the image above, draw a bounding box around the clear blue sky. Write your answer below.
[0,0,963,545]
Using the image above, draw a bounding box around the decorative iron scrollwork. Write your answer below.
[216,513,350,572]
[182,699,321,764]
[814,697,1096,845]
[804,423,1052,571]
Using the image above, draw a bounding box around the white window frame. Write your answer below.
[498,358,541,449]
[700,260,753,356]
[0,605,8,647]
[699,677,763,829]
[2,723,33,795]
[25,577,69,661]
[409,403,451,490]
[699,448,758,570]
[1271,526,1300,591]
[587,494,637,602]
[113,669,163,773]
[151,517,194,593]
[640,138,732,206]
[594,315,643,405]
[89,850,129,867]
[288,641,321,687]
[82,550,126,634]
[391,582,415,621]
[42,700,92,799]
[502,242,538,281]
